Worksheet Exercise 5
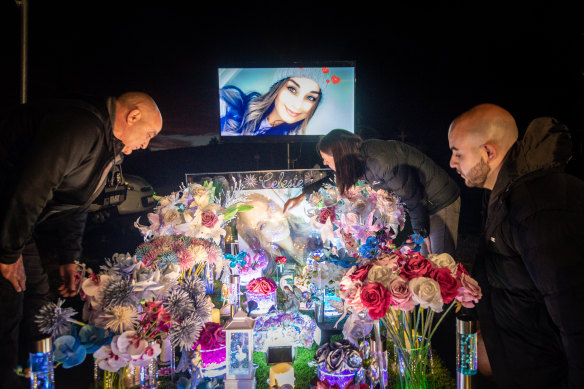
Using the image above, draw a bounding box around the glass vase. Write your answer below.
[393,342,433,389]
[94,363,136,389]
[139,359,158,388]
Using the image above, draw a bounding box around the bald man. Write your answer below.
[449,104,584,388]
[0,92,162,388]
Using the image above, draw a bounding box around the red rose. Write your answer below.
[430,267,461,304]
[201,211,219,228]
[399,255,434,280]
[360,282,391,320]
[247,277,276,295]
[196,322,226,350]
[456,262,469,278]
[318,207,336,224]
[275,256,287,264]
[349,264,372,282]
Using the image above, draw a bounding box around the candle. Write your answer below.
[269,363,295,388]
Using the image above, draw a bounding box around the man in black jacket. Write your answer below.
[448,103,584,388]
[0,92,162,388]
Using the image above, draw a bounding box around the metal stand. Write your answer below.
[456,314,477,389]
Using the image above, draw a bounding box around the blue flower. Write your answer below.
[226,251,247,268]
[53,335,87,369]
[78,324,110,354]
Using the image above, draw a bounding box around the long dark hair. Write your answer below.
[317,129,365,194]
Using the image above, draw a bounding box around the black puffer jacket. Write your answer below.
[476,118,584,389]
[0,97,124,264]
[361,139,460,235]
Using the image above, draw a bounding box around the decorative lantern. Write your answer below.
[223,310,257,389]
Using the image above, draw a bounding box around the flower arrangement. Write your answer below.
[338,249,481,386]
[314,340,363,388]
[225,250,269,285]
[246,277,277,295]
[134,181,251,244]
[193,322,227,371]
[306,181,406,263]
[253,312,317,352]
[245,277,277,315]
[36,249,215,379]
[134,234,226,279]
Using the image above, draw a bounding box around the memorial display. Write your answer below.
[32,168,470,388]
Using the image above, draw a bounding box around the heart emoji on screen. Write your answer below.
[322,67,330,74]
[331,75,341,84]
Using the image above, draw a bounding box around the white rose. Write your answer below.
[409,277,444,312]
[427,253,457,275]
[365,265,394,287]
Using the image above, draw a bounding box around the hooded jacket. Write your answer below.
[0,97,124,265]
[476,117,584,388]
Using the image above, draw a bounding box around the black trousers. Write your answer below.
[0,241,50,389]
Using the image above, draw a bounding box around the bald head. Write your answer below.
[448,104,518,189]
[449,103,518,152]
[113,92,163,155]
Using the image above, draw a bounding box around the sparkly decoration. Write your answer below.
[253,312,317,352]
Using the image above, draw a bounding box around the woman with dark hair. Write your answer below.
[284,129,461,257]
[220,68,326,136]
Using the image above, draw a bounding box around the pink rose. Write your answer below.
[387,276,415,311]
[456,273,482,308]
[430,267,461,304]
[318,207,336,224]
[339,276,364,311]
[360,282,391,320]
[399,254,434,280]
[201,211,218,228]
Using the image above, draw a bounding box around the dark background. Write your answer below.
[1,1,583,235]
[1,2,583,387]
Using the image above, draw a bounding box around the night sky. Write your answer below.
[1,2,583,217]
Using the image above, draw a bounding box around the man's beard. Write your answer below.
[464,157,490,188]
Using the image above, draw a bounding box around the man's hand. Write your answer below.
[283,194,306,213]
[58,263,80,297]
[0,255,26,292]
[423,237,432,254]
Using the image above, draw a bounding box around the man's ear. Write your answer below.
[481,143,497,162]
[126,108,142,125]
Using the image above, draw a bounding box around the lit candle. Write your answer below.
[269,363,295,388]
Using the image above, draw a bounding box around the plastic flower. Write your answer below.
[103,305,139,333]
[35,299,77,337]
[78,324,110,354]
[94,344,131,372]
[169,313,204,350]
[53,335,87,369]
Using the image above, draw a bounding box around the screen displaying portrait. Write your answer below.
[218,66,355,140]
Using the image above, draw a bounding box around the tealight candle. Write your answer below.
[269,363,295,388]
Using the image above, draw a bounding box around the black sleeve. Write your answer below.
[514,208,584,387]
[0,114,97,264]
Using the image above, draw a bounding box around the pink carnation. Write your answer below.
[177,249,196,271]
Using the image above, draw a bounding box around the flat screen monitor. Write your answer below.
[218,64,355,142]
